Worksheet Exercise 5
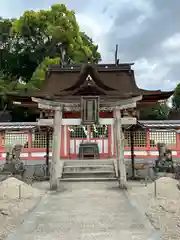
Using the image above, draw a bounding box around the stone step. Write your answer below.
[63,170,115,174]
[62,171,116,179]
[60,177,117,182]
[63,159,115,166]
[63,165,114,172]
[61,159,116,181]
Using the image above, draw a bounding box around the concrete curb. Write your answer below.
[124,188,162,240]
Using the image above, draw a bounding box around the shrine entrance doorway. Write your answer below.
[68,124,112,159]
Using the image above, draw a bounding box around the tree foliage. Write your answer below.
[31,57,60,89]
[0,4,101,82]
[172,83,180,110]
[0,4,101,121]
[139,101,170,120]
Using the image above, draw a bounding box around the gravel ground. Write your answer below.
[6,181,155,240]
[0,197,42,239]
[0,178,45,240]
[2,177,179,240]
[128,177,180,240]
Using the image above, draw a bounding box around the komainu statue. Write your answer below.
[154,143,174,173]
[175,164,180,180]
[2,144,25,176]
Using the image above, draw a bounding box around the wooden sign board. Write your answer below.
[81,96,99,125]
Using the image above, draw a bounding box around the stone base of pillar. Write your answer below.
[118,165,128,189]
[50,180,58,190]
[50,175,60,190]
[119,159,127,189]
[119,181,128,189]
[50,165,59,190]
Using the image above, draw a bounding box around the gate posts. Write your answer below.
[32,97,63,191]
[114,107,127,189]
[50,107,62,190]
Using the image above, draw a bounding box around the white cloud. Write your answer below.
[76,14,104,48]
[162,33,180,51]
[134,58,174,90]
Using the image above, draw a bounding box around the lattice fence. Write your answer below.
[69,125,109,139]
[69,126,88,138]
[124,131,147,147]
[2,130,54,149]
[90,125,108,138]
[0,128,178,150]
[4,132,29,148]
[124,130,176,147]
[149,131,176,146]
[32,131,53,148]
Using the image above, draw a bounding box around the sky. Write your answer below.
[0,0,180,91]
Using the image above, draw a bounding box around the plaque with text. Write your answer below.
[81,96,99,125]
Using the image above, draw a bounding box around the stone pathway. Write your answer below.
[6,182,158,240]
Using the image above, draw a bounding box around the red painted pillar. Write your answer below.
[0,131,4,160]
[176,132,180,158]
[66,126,70,159]
[28,130,32,159]
[108,125,112,158]
[0,131,3,147]
[60,126,64,158]
[146,128,150,156]
[113,124,116,157]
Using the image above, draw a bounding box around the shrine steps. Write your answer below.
[60,178,117,182]
[61,159,117,181]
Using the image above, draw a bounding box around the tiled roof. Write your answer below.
[0,122,37,130]
[0,120,179,130]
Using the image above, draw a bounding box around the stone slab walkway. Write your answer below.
[6,182,158,240]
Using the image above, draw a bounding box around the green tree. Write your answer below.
[10,4,100,81]
[0,72,18,109]
[80,32,101,63]
[0,18,17,79]
[139,101,170,120]
[0,4,101,121]
[172,83,180,110]
[1,4,101,82]
[31,57,59,89]
[0,72,39,121]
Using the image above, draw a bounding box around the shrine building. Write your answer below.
[6,62,174,188]
[10,63,173,159]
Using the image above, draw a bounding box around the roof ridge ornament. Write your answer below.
[115,44,120,67]
[86,74,93,85]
